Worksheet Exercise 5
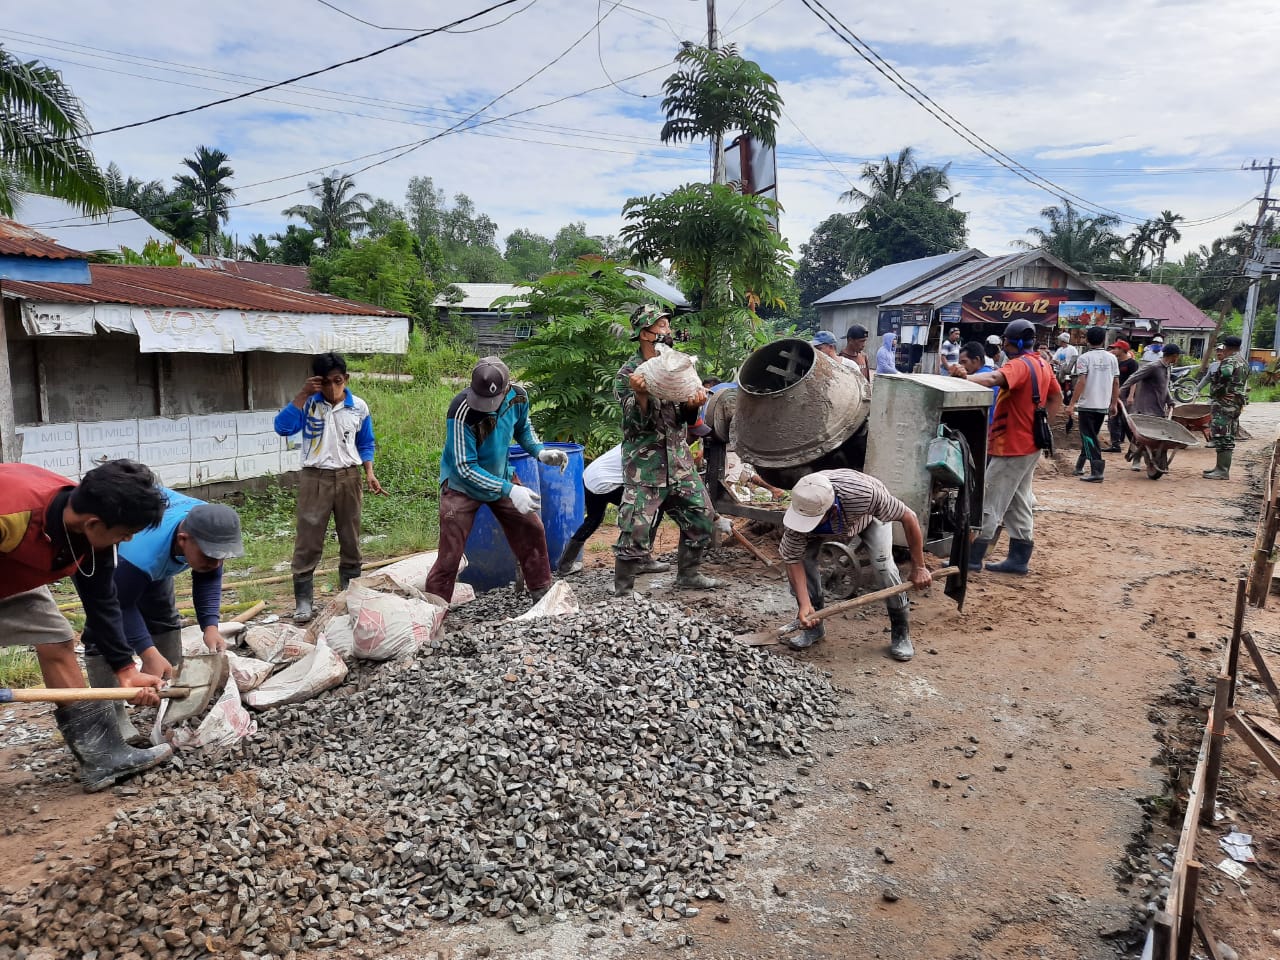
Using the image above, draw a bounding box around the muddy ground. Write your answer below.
[2,406,1279,960]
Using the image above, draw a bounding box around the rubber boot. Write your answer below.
[968,538,989,572]
[557,537,587,576]
[293,575,315,624]
[84,655,144,745]
[529,585,550,603]
[888,604,914,662]
[152,629,183,672]
[786,621,825,651]
[674,541,724,590]
[1203,449,1232,480]
[637,555,671,574]
[55,701,172,793]
[339,564,362,591]
[1081,461,1104,483]
[613,558,642,596]
[985,538,1033,575]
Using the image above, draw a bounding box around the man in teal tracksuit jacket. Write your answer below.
[424,356,567,604]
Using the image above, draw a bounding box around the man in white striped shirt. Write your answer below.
[780,470,932,660]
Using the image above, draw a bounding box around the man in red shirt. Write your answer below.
[0,461,172,791]
[952,318,1063,575]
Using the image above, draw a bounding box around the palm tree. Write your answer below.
[1153,210,1184,267]
[282,170,373,249]
[0,46,107,215]
[173,145,235,254]
[840,146,954,208]
[1019,201,1122,275]
[1121,219,1158,274]
[240,233,274,262]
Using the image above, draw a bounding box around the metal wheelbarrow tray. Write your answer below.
[1123,406,1201,480]
[1171,402,1212,441]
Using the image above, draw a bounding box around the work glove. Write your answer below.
[509,485,542,515]
[538,448,569,472]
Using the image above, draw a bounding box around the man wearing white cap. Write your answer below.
[779,470,932,661]
[984,333,1007,368]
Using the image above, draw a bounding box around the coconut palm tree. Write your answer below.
[840,146,954,207]
[1019,201,1123,275]
[282,170,373,249]
[0,46,107,216]
[1153,209,1185,267]
[173,146,235,254]
[240,233,274,262]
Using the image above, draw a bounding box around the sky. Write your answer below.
[7,0,1280,278]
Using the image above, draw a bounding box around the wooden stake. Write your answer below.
[1199,676,1230,827]
[731,525,775,568]
[1226,578,1247,705]
[1239,631,1280,715]
[1229,711,1280,778]
[1174,861,1201,960]
[1194,915,1226,960]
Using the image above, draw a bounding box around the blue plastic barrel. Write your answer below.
[536,441,585,568]
[458,446,541,592]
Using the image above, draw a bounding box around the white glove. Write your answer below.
[509,485,542,514]
[538,448,569,472]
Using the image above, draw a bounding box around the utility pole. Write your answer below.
[706,0,725,185]
[1240,158,1278,354]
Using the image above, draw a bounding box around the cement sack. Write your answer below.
[245,636,347,710]
[226,652,274,693]
[351,593,444,661]
[243,624,314,665]
[179,621,247,658]
[171,674,257,751]
[357,551,467,596]
[510,581,579,622]
[319,614,355,658]
[635,344,701,403]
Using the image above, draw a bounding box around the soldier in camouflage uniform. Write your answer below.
[1203,334,1249,480]
[613,305,722,596]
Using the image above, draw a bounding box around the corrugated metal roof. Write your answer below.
[198,258,312,291]
[0,217,87,260]
[881,252,1030,308]
[0,263,407,316]
[623,269,690,308]
[812,249,985,306]
[436,283,530,311]
[1095,281,1215,330]
[10,195,201,265]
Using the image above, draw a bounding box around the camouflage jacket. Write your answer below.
[1209,353,1248,407]
[615,352,699,487]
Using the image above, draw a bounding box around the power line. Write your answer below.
[45,0,530,142]
[310,0,537,32]
[724,0,787,36]
[596,0,658,98]
[798,0,1149,225]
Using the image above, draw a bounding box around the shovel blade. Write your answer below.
[162,653,228,727]
[733,630,780,647]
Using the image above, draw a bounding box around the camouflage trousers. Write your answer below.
[1210,402,1242,452]
[614,475,714,560]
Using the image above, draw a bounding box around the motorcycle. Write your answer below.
[1170,362,1218,404]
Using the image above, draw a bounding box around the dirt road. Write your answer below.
[2,405,1277,960]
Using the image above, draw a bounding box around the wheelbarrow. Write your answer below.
[1171,402,1212,442]
[1122,402,1201,479]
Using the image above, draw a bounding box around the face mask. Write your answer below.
[654,333,675,347]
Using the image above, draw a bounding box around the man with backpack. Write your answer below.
[952,318,1063,576]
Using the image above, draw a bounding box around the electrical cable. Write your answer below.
[311,0,537,32]
[596,0,658,98]
[723,0,786,36]
[44,0,528,143]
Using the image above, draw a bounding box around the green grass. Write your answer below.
[0,646,42,689]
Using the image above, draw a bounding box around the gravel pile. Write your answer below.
[0,591,838,959]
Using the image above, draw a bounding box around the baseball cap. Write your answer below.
[1162,343,1182,356]
[183,503,245,560]
[466,356,510,413]
[1111,340,1130,352]
[985,334,1002,346]
[846,325,869,340]
[811,330,837,348]
[1151,336,1163,343]
[1057,332,1070,343]
[783,473,835,533]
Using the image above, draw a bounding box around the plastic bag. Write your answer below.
[510,581,579,622]
[351,593,443,661]
[226,652,274,693]
[244,624,314,664]
[171,674,257,751]
[179,621,247,658]
[245,636,348,710]
[635,344,702,403]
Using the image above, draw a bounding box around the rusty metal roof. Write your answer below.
[0,263,408,316]
[0,218,88,260]
[196,257,313,291]
[1095,281,1215,330]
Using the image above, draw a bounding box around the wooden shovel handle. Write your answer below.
[779,566,961,636]
[1,686,192,704]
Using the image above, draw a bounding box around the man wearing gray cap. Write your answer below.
[425,356,565,606]
[84,489,245,742]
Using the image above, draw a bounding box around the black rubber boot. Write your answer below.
[888,604,914,661]
[613,558,643,596]
[55,701,172,793]
[84,655,144,745]
[1081,461,1104,483]
[529,586,550,603]
[675,542,724,590]
[293,575,315,624]
[968,538,989,572]
[786,621,825,651]
[637,556,671,574]
[985,538,1033,575]
[339,565,362,591]
[557,537,587,576]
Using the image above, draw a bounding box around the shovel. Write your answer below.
[150,653,230,741]
[0,686,195,704]
[733,566,960,646]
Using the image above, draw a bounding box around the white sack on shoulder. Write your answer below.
[635,344,701,403]
[245,636,347,710]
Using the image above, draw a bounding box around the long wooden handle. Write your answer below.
[1,686,192,704]
[231,601,266,624]
[778,566,961,636]
[731,526,775,568]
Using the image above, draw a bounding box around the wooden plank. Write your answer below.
[1199,676,1230,827]
[1165,699,1215,960]
[1239,631,1280,714]
[1195,915,1226,960]
[1174,861,1201,960]
[1251,713,1280,743]
[1230,711,1280,778]
[1226,578,1247,705]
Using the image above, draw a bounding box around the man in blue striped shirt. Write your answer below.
[424,357,566,606]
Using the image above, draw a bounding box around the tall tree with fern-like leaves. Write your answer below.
[0,46,107,215]
[173,145,235,254]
